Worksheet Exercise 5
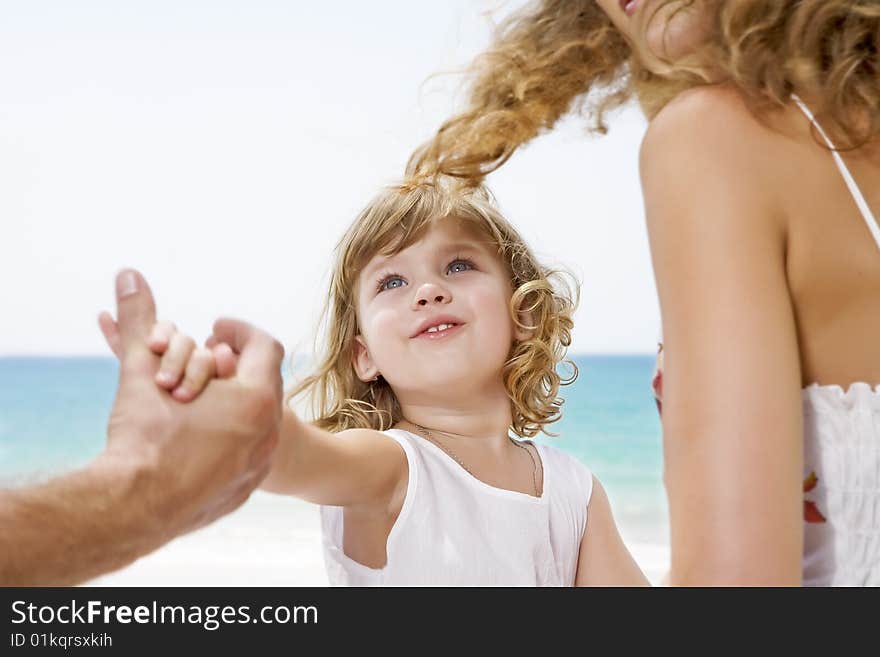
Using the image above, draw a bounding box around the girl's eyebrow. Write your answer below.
[360,254,398,282]
[436,241,486,256]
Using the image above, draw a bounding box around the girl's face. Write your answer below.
[352,218,529,398]
[595,0,711,70]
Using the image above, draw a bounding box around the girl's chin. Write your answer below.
[398,362,502,390]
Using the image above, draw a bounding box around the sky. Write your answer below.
[0,0,658,356]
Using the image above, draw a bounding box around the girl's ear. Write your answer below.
[352,335,380,382]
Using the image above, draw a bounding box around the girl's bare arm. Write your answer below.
[260,410,408,509]
[574,477,650,586]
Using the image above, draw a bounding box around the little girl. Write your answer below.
[119,177,648,586]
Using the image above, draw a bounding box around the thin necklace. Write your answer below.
[407,421,541,498]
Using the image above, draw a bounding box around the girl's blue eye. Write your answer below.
[448,259,474,274]
[378,276,405,292]
[376,259,473,293]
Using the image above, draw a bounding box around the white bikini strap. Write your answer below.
[791,93,880,253]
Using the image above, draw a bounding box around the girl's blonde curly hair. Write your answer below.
[408,0,880,182]
[286,177,579,438]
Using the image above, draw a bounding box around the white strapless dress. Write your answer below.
[802,384,880,585]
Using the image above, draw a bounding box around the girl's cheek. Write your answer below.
[473,286,515,336]
[369,307,406,340]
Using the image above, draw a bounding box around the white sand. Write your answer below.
[87,492,329,587]
[87,492,669,587]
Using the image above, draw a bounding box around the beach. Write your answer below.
[86,491,670,587]
[86,493,329,587]
[1,355,670,586]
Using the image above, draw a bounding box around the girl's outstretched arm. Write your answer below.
[574,477,650,586]
[260,410,408,509]
[203,321,408,510]
[135,320,408,512]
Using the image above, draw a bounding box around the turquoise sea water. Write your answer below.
[0,355,667,543]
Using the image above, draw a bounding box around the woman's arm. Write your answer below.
[640,86,803,585]
[575,477,650,586]
[260,409,408,510]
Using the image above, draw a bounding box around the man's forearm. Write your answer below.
[0,455,163,586]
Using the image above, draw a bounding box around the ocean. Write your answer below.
[0,355,667,544]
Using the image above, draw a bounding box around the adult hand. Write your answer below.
[97,269,283,547]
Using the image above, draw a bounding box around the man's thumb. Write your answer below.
[114,269,157,353]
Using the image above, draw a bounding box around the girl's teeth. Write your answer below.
[426,323,453,333]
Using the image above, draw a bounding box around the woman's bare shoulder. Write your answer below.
[639,83,789,239]
[641,84,777,169]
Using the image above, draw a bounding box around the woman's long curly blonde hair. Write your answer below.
[408,0,880,181]
[286,177,579,438]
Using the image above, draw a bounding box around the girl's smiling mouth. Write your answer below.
[410,315,466,339]
[414,323,464,340]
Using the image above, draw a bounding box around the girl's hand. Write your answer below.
[98,317,239,402]
[148,321,221,401]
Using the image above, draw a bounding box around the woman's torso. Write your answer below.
[779,102,880,388]
[785,98,880,584]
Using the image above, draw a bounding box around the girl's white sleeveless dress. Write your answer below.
[652,96,880,586]
[319,428,595,586]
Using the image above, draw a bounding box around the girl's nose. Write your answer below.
[413,282,452,308]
